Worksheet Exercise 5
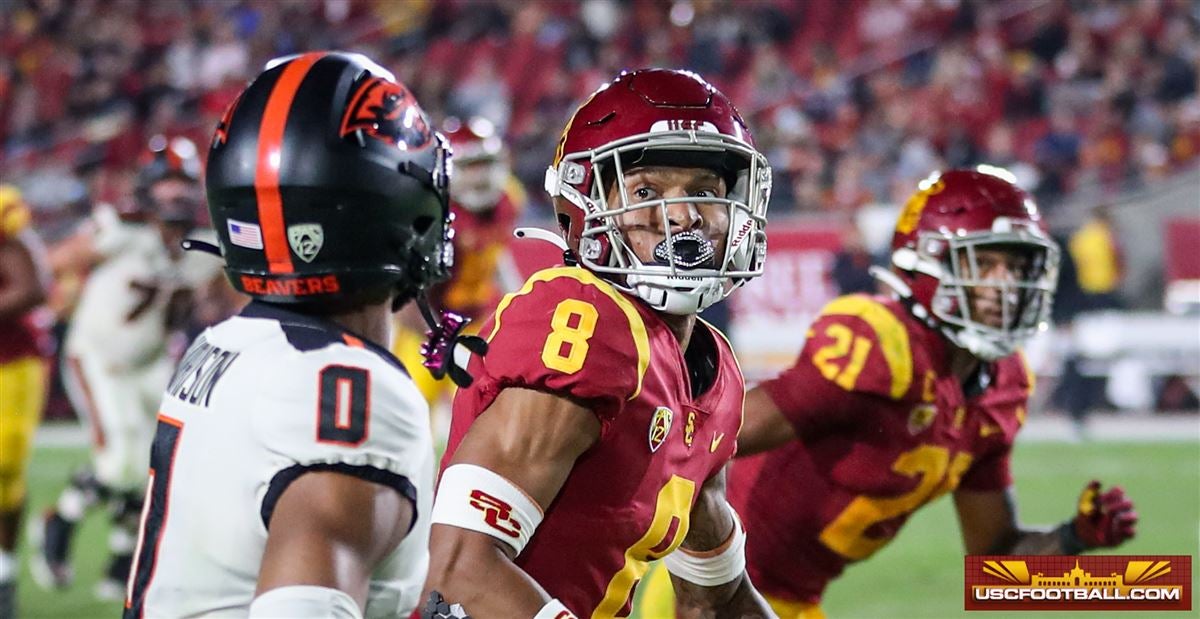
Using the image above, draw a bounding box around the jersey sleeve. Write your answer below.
[760,295,920,436]
[252,343,432,526]
[90,204,137,258]
[477,268,650,422]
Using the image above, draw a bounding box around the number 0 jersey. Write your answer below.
[444,267,745,618]
[126,302,434,619]
[728,294,1033,605]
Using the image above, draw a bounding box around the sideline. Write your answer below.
[32,413,1200,448]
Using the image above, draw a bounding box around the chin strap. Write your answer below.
[417,294,488,388]
[180,238,222,256]
[513,227,578,266]
[870,265,940,331]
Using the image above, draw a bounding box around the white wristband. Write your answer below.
[662,502,747,587]
[533,598,577,619]
[431,464,544,555]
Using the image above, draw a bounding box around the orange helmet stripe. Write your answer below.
[255,52,325,274]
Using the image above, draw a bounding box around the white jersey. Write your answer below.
[65,204,220,369]
[126,302,435,618]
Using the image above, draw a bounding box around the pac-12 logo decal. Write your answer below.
[649,406,674,453]
[339,76,432,148]
[287,223,324,263]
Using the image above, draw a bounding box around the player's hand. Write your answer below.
[1072,480,1137,548]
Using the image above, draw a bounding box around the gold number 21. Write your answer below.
[820,444,973,560]
[812,323,872,391]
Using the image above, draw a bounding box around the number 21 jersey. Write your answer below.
[728,294,1033,605]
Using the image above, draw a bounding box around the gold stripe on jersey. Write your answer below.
[1015,349,1036,395]
[0,185,31,238]
[821,296,912,400]
[488,267,651,400]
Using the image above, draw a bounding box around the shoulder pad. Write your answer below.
[484,267,651,402]
[803,294,917,400]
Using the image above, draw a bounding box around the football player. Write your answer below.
[0,185,51,619]
[392,115,524,410]
[645,167,1137,619]
[422,69,777,618]
[121,52,453,618]
[33,134,222,598]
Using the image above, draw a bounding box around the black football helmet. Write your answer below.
[130,134,203,225]
[204,51,453,307]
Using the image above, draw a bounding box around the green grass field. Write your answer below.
[14,439,1199,618]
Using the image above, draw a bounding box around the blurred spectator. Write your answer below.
[1069,204,1125,311]
[830,223,876,296]
[1054,204,1128,437]
[0,0,1195,233]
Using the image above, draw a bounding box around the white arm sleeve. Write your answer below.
[249,585,363,619]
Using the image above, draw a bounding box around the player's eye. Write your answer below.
[632,186,658,201]
[694,188,719,198]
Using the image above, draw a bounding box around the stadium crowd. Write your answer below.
[2,0,1198,234]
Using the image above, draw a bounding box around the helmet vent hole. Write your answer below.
[412,215,434,234]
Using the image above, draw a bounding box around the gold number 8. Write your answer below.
[541,299,598,374]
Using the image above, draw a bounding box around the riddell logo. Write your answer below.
[965,556,1191,611]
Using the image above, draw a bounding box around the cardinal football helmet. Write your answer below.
[443,116,508,213]
[545,68,771,315]
[875,166,1060,360]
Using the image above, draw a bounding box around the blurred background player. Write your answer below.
[31,136,222,599]
[423,68,775,618]
[392,116,524,423]
[0,185,52,619]
[124,51,452,619]
[646,168,1136,618]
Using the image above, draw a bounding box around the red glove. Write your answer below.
[1071,480,1138,549]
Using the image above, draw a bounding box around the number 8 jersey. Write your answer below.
[728,293,1033,606]
[125,302,435,619]
[445,267,745,618]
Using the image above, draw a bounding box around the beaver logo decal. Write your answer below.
[339,76,432,148]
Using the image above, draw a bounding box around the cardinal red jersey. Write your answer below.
[433,186,523,319]
[0,188,49,363]
[728,294,1033,605]
[445,266,744,617]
